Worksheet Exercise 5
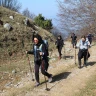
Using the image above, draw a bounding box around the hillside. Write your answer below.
[0,6,96,96]
[0,40,96,96]
[0,6,56,61]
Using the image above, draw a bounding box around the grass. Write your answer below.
[74,74,96,96]
[0,6,56,62]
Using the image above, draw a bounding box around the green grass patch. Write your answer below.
[74,75,96,96]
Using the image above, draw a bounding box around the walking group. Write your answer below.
[26,31,93,87]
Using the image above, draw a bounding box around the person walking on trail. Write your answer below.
[26,35,52,87]
[87,33,93,44]
[71,33,77,48]
[55,35,64,59]
[32,31,49,71]
[75,35,91,69]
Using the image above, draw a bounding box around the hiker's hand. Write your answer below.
[88,45,91,48]
[75,46,77,49]
[26,50,28,54]
[39,52,43,56]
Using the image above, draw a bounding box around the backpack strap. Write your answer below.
[34,45,37,57]
[39,44,43,52]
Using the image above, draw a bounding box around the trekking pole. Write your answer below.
[86,48,89,64]
[26,54,34,81]
[75,48,76,65]
[44,75,49,91]
[63,45,66,60]
[41,60,50,91]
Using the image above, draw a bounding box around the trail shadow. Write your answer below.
[49,72,71,90]
[87,61,96,66]
[63,55,74,59]
[52,72,71,82]
[40,72,71,85]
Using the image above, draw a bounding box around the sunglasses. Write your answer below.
[34,40,38,41]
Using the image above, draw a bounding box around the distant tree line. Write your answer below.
[22,8,36,20]
[0,0,21,12]
[0,0,53,31]
[56,0,96,35]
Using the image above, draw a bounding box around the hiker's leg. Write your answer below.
[72,43,74,48]
[75,40,77,47]
[83,50,87,66]
[45,57,49,71]
[58,47,61,59]
[41,60,51,78]
[34,62,40,83]
[78,50,82,68]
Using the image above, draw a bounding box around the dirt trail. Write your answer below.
[1,42,96,96]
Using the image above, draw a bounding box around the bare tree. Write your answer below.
[0,0,21,12]
[56,0,96,35]
[22,8,36,20]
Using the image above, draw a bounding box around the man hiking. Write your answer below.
[75,35,91,69]
[87,33,93,44]
[26,33,52,86]
[55,35,64,59]
[71,33,77,48]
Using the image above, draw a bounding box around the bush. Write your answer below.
[34,14,53,30]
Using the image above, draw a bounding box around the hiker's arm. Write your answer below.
[87,41,91,48]
[75,40,80,49]
[40,44,46,56]
[27,50,34,54]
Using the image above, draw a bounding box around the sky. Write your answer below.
[19,0,58,25]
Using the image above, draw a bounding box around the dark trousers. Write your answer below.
[72,40,77,48]
[34,60,51,83]
[89,39,92,44]
[44,57,49,71]
[78,49,90,66]
[57,46,62,57]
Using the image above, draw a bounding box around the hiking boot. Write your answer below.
[83,64,87,68]
[84,61,87,67]
[59,56,61,60]
[48,74,52,83]
[35,82,40,87]
[78,65,81,69]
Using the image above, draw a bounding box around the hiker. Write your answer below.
[87,33,93,44]
[75,35,91,68]
[32,31,49,71]
[55,35,64,59]
[26,34,52,86]
[71,33,77,48]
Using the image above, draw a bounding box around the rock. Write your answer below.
[9,16,14,20]
[4,23,13,31]
[16,22,20,25]
[23,17,31,26]
[12,69,17,74]
[5,82,12,88]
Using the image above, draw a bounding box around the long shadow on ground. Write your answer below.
[87,61,96,66]
[49,72,71,90]
[52,72,71,82]
[63,55,74,59]
[40,72,71,85]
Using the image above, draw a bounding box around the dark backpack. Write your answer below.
[43,40,49,56]
[43,40,48,49]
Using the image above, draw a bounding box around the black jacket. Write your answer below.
[27,43,47,62]
[55,39,64,48]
